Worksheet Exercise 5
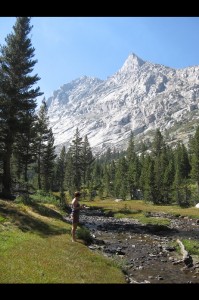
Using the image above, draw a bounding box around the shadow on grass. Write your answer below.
[28,202,63,220]
[0,201,70,237]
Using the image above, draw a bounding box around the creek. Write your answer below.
[66,207,199,284]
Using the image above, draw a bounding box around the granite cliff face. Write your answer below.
[46,53,199,155]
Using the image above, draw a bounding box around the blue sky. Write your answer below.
[0,17,199,106]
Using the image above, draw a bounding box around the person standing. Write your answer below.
[71,191,84,242]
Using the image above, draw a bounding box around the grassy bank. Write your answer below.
[83,198,199,221]
[0,199,126,283]
[1,196,199,283]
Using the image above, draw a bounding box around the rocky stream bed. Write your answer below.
[64,208,199,284]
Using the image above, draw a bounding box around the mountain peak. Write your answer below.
[119,53,145,74]
[47,52,199,156]
[128,53,145,65]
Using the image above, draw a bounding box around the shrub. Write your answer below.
[76,226,93,245]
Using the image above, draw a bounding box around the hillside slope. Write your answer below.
[0,199,126,283]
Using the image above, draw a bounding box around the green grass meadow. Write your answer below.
[1,196,199,283]
[0,199,126,283]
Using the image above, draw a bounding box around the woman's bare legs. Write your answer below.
[71,223,77,242]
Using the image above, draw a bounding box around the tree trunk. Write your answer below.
[197,181,199,195]
[2,143,12,198]
[38,157,41,189]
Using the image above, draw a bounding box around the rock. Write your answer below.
[176,239,193,267]
[79,207,199,283]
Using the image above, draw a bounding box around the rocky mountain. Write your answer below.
[46,53,199,156]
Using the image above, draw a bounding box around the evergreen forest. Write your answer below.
[1,17,199,209]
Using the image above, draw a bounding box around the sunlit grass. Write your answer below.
[114,211,170,226]
[182,239,199,256]
[0,199,126,283]
[83,199,199,220]
[0,233,126,283]
[1,195,199,283]
[138,215,171,226]
[0,215,6,222]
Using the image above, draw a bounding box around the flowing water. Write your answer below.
[67,208,199,284]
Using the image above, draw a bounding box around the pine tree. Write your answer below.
[109,160,116,197]
[91,159,103,190]
[126,131,141,199]
[143,156,155,203]
[151,129,167,203]
[126,131,135,162]
[0,17,42,198]
[191,126,199,194]
[13,113,38,185]
[152,128,165,157]
[53,146,67,206]
[174,143,191,180]
[69,128,84,191]
[162,147,175,203]
[34,99,50,190]
[103,165,111,197]
[41,128,56,192]
[54,146,66,192]
[82,135,95,189]
[65,148,75,196]
[173,143,191,207]
[114,157,128,199]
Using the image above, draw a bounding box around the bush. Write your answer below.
[31,190,58,204]
[15,193,33,204]
[76,226,93,245]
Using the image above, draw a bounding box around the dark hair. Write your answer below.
[74,191,81,197]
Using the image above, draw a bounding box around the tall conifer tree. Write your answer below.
[191,126,199,194]
[69,128,84,191]
[41,128,56,192]
[0,17,42,197]
[35,99,51,190]
[82,135,94,186]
